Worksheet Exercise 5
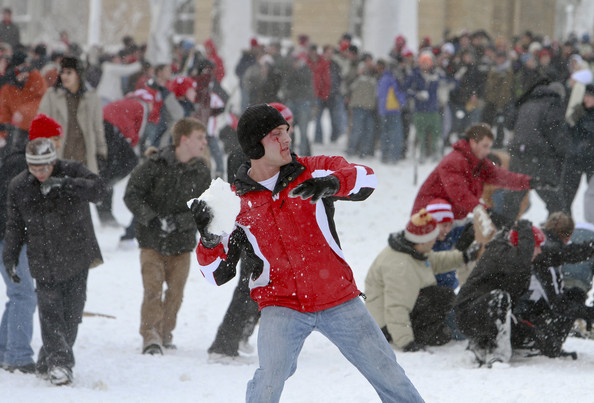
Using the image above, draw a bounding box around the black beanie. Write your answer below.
[237,104,289,159]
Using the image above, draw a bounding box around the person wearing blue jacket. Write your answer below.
[376,59,407,164]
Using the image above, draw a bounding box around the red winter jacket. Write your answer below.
[196,155,377,313]
[307,56,331,101]
[412,139,531,220]
[103,97,148,147]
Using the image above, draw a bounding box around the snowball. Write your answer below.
[187,178,241,235]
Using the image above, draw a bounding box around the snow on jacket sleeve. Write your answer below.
[197,225,250,286]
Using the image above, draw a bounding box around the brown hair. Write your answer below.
[465,123,494,142]
[544,212,575,241]
[171,117,206,147]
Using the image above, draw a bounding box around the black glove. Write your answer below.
[462,240,482,263]
[402,341,424,352]
[40,177,65,196]
[190,200,221,248]
[529,177,558,191]
[512,218,532,232]
[4,263,20,284]
[289,175,340,204]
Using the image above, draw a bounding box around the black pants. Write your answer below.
[500,154,565,221]
[36,269,88,372]
[208,259,260,356]
[455,289,510,346]
[560,155,594,214]
[410,285,455,346]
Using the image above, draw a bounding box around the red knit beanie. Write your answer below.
[425,198,454,224]
[268,102,294,121]
[29,113,63,140]
[405,209,439,243]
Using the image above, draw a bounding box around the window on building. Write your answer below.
[174,0,195,42]
[253,0,293,39]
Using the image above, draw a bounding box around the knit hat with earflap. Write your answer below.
[404,209,439,243]
[29,113,63,140]
[237,103,289,159]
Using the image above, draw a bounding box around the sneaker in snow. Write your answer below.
[208,352,257,366]
[5,362,36,374]
[49,366,73,386]
[467,339,488,366]
[143,344,163,355]
[238,340,255,354]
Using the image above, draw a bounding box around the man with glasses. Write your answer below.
[2,137,106,385]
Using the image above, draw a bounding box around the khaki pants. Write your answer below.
[139,249,190,349]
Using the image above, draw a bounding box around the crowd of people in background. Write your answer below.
[1,3,594,392]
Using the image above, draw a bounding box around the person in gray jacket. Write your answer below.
[3,138,106,385]
[124,117,211,355]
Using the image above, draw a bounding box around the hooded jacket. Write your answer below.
[196,154,376,313]
[412,139,531,220]
[365,231,465,348]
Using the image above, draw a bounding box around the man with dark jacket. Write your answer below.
[512,212,594,359]
[3,138,106,385]
[561,84,594,214]
[454,219,540,367]
[124,117,211,356]
[501,82,568,221]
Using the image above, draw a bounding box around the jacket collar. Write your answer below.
[234,154,306,196]
[388,231,427,261]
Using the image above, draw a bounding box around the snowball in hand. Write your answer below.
[187,178,240,235]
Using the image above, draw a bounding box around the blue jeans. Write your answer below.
[380,114,404,163]
[347,107,376,157]
[0,241,36,367]
[314,95,345,144]
[246,297,424,403]
[285,99,312,156]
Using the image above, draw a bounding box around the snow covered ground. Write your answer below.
[1,133,592,403]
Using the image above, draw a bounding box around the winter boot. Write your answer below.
[485,290,512,366]
[49,366,73,386]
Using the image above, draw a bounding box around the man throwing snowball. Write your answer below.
[192,103,424,403]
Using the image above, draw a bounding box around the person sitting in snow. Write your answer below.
[365,209,481,352]
[191,103,424,402]
[512,212,594,359]
[124,117,211,356]
[454,219,540,367]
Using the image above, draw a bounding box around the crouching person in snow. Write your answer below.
[2,138,106,385]
[124,117,211,355]
[365,209,481,352]
[512,212,594,359]
[454,219,543,367]
[192,103,424,403]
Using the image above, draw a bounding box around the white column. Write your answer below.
[87,0,102,47]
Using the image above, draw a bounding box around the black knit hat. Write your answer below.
[586,84,594,97]
[237,104,289,159]
[60,56,84,75]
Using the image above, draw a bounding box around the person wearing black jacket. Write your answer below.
[3,138,106,385]
[500,81,568,222]
[512,212,594,359]
[454,219,539,367]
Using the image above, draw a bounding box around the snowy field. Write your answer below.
[1,132,592,403]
